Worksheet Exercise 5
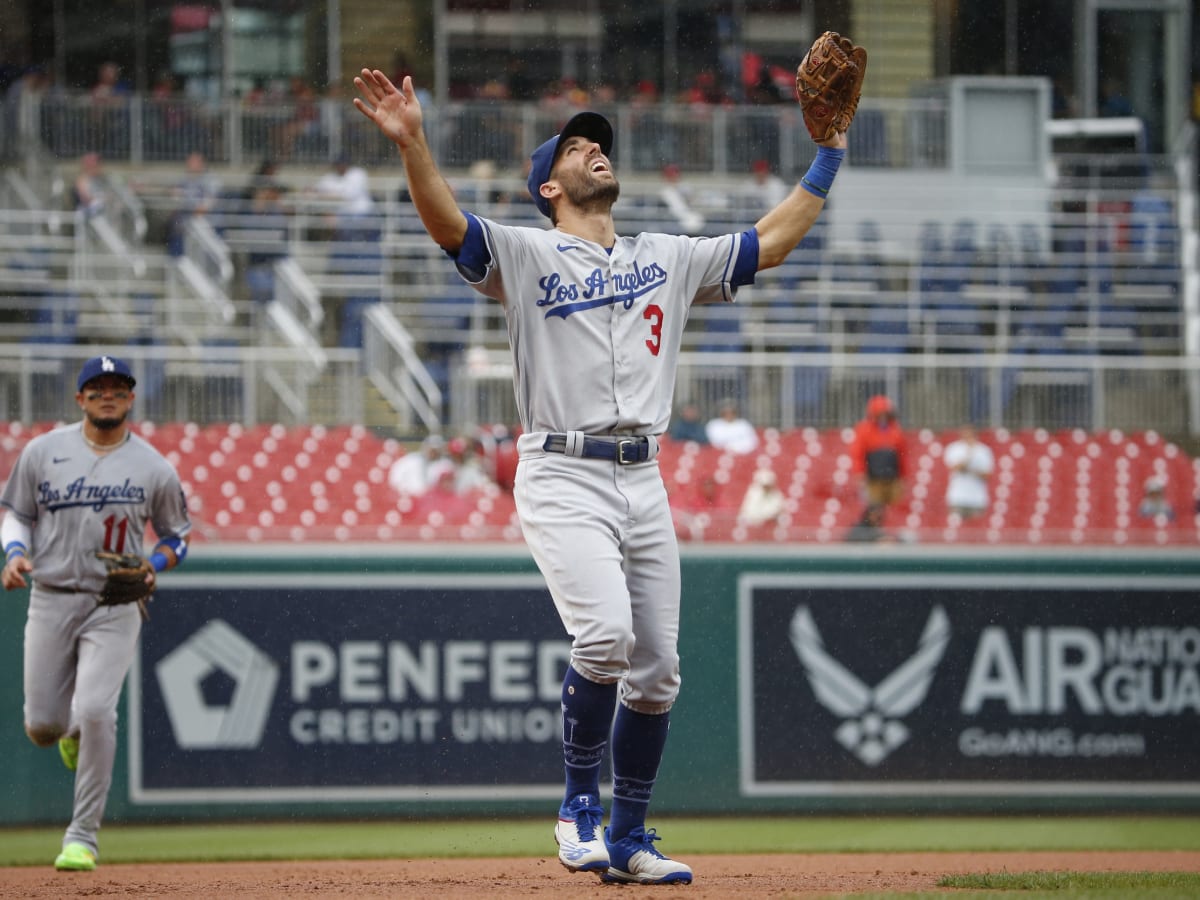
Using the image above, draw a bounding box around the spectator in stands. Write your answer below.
[504,57,536,102]
[668,403,709,444]
[312,153,380,347]
[166,151,221,256]
[943,423,994,521]
[1099,76,1134,118]
[843,502,895,543]
[657,163,705,234]
[413,465,477,523]
[476,423,519,493]
[240,158,280,203]
[849,394,907,520]
[670,473,728,541]
[312,153,376,240]
[146,71,200,157]
[72,152,109,218]
[243,171,289,303]
[1138,476,1175,522]
[447,435,495,494]
[277,76,321,159]
[745,159,789,217]
[3,63,51,158]
[706,398,759,454]
[388,435,452,497]
[1051,74,1078,119]
[681,69,729,106]
[629,79,667,170]
[737,468,786,528]
[746,63,787,105]
[474,79,519,163]
[89,61,129,105]
[390,51,414,90]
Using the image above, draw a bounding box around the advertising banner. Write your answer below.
[739,574,1200,797]
[129,573,571,803]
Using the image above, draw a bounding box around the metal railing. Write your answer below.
[449,348,1200,436]
[0,343,360,427]
[15,88,1188,182]
[2,344,1197,438]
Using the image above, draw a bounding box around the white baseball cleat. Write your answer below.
[554,794,609,873]
[601,826,693,884]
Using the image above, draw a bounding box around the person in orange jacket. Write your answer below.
[849,394,907,520]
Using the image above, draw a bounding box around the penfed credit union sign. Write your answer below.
[129,574,571,804]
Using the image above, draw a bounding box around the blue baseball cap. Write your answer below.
[77,355,136,391]
[526,111,614,218]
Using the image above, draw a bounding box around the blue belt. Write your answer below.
[542,433,653,465]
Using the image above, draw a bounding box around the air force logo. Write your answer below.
[790,605,950,766]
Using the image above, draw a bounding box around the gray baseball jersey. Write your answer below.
[1,422,191,590]
[459,215,756,434]
[456,214,757,712]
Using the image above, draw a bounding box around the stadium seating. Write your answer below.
[4,421,1192,546]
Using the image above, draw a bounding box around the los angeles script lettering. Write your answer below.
[536,260,668,309]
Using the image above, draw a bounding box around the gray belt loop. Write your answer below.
[647,435,660,461]
[563,430,586,458]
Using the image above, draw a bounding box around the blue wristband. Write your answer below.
[800,146,845,198]
[4,542,27,562]
[150,537,187,573]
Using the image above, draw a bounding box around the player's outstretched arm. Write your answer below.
[353,69,467,252]
[754,130,846,271]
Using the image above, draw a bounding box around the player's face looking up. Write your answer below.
[551,137,619,215]
[77,376,134,430]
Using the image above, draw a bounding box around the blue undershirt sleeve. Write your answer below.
[446,212,491,282]
[731,228,759,287]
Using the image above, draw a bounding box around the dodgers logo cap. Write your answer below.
[526,111,614,218]
[77,354,136,391]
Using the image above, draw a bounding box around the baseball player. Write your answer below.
[1,355,192,871]
[354,65,848,884]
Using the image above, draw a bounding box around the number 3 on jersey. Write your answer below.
[644,304,664,356]
[102,514,128,553]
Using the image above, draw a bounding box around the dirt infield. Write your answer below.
[3,850,1197,898]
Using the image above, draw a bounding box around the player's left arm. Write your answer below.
[754,131,846,270]
[148,475,193,575]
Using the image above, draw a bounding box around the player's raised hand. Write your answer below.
[817,130,848,150]
[353,70,423,148]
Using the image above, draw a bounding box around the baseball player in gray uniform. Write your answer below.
[354,68,846,885]
[1,355,191,871]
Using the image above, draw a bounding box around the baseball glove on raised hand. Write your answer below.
[795,31,867,142]
[95,551,155,607]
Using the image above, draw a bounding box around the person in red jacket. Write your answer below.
[849,394,907,522]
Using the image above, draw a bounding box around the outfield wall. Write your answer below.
[2,546,1198,826]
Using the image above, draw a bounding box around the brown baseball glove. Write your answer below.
[95,551,155,607]
[795,31,868,142]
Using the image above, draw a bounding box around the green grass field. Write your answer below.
[3,815,1199,868]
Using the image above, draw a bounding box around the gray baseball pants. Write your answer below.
[24,586,141,855]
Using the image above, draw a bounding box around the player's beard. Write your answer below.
[87,409,128,432]
[559,167,620,215]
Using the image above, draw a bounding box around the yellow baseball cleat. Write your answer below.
[54,843,96,871]
[58,735,79,771]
